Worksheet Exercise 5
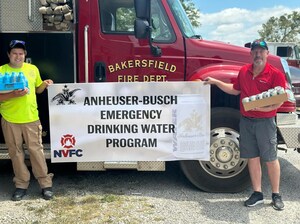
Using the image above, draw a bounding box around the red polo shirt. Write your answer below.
[233,63,286,118]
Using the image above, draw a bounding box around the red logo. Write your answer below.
[61,134,76,149]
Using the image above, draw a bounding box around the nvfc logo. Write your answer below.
[61,134,76,149]
[51,85,81,105]
[53,134,83,158]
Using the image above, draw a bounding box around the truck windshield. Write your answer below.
[167,0,196,38]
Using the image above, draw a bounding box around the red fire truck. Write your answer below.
[245,42,300,69]
[0,0,299,193]
[267,42,300,69]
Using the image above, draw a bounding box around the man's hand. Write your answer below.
[203,77,219,85]
[202,76,240,96]
[251,103,282,112]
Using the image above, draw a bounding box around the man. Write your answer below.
[0,40,54,201]
[204,39,285,210]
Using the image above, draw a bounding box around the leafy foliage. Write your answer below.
[179,0,201,27]
[116,7,135,31]
[258,11,300,42]
[113,0,201,31]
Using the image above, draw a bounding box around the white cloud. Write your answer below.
[195,6,300,46]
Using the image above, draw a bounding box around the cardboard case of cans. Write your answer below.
[242,86,288,111]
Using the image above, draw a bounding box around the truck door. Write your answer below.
[77,0,186,83]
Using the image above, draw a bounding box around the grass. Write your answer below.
[24,193,164,224]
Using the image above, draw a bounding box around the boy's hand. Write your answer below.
[44,79,53,88]
[13,88,28,97]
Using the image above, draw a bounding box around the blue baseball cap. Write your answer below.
[8,40,26,51]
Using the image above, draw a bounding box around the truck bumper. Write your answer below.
[0,143,165,171]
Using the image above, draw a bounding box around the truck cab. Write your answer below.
[267,42,300,69]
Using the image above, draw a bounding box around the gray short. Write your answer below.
[239,116,277,162]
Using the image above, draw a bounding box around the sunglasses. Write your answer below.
[9,40,26,48]
[254,41,266,46]
[251,40,267,49]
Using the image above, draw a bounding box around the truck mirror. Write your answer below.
[134,18,162,57]
[244,42,251,48]
[134,18,149,39]
[134,0,150,20]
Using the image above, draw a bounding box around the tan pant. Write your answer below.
[1,118,53,189]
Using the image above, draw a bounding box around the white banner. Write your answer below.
[48,82,210,162]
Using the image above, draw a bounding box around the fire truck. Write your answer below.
[267,42,300,69]
[245,42,300,69]
[0,0,299,193]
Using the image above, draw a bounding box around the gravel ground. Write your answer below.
[0,149,299,224]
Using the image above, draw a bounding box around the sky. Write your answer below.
[192,0,300,46]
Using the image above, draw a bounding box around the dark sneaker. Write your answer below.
[11,188,27,201]
[244,191,264,207]
[42,187,54,200]
[271,194,284,210]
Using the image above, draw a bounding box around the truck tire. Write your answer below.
[180,107,250,192]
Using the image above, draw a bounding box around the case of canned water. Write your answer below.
[0,72,28,93]
[242,86,288,111]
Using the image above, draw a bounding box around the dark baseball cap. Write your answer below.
[8,40,26,51]
[250,39,268,50]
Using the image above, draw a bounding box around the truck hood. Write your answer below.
[186,38,283,69]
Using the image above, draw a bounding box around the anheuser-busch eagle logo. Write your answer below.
[61,134,76,149]
[51,85,81,105]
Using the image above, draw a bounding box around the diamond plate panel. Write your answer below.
[0,0,43,31]
[278,119,300,148]
[278,126,300,148]
[0,150,10,159]
[137,161,165,171]
[76,161,166,171]
[77,162,106,171]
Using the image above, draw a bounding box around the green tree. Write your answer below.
[115,0,201,31]
[179,0,201,27]
[258,11,300,42]
[116,8,135,31]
